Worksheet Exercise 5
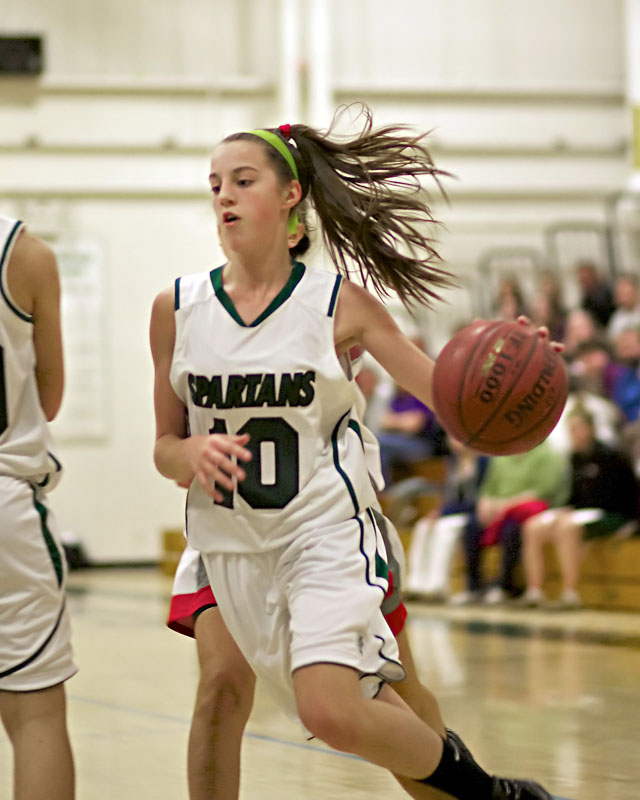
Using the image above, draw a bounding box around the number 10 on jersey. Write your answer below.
[209,416,299,510]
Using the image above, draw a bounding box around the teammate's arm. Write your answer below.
[150,288,251,500]
[150,287,192,482]
[7,232,64,421]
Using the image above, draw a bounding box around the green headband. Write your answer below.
[248,129,300,234]
[248,129,299,180]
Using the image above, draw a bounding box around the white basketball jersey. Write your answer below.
[0,215,61,488]
[171,262,377,554]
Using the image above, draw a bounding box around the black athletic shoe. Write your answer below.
[445,728,475,763]
[491,776,553,800]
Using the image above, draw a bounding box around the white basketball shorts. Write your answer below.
[201,508,405,723]
[0,476,77,691]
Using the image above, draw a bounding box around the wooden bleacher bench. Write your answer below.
[448,536,640,611]
[160,528,186,577]
[544,535,640,611]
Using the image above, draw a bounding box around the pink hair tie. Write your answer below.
[279,123,291,140]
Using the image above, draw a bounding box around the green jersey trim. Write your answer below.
[0,220,33,323]
[331,410,359,515]
[0,602,66,679]
[355,511,389,590]
[209,261,306,328]
[366,507,390,581]
[31,485,64,587]
[36,451,63,489]
[348,419,364,449]
[327,274,342,317]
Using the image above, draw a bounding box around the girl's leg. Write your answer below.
[0,682,74,800]
[293,664,505,799]
[393,627,446,738]
[497,519,522,594]
[188,608,256,800]
[552,517,584,594]
[521,514,555,592]
[293,662,444,777]
[392,628,459,799]
[461,515,484,593]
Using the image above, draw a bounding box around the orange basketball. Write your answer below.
[432,319,568,455]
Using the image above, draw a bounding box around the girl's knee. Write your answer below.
[294,664,366,751]
[196,663,255,720]
[297,697,360,751]
[0,685,67,740]
[524,514,553,542]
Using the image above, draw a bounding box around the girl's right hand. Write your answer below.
[189,433,252,502]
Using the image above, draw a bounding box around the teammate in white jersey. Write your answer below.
[0,215,76,800]
[151,108,555,800]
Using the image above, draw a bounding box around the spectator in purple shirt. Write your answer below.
[378,385,446,484]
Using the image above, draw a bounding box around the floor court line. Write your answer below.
[69,694,575,800]
[70,694,359,757]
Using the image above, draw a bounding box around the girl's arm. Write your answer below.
[7,232,64,421]
[334,280,559,413]
[149,287,251,501]
[334,280,436,409]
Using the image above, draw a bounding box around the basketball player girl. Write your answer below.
[167,220,452,800]
[0,215,76,800]
[150,108,555,800]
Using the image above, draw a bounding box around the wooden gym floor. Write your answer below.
[1,568,639,800]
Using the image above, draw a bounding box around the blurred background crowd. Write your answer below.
[361,258,640,611]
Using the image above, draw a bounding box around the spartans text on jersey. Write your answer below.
[188,371,316,409]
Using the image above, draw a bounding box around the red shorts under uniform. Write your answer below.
[167,510,407,639]
[167,570,407,638]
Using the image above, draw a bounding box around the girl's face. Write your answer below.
[209,140,299,253]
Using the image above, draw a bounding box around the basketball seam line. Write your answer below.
[465,326,542,448]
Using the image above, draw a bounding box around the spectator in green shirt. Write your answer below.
[450,440,569,605]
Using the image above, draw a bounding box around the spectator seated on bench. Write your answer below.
[450,440,569,606]
[519,403,639,609]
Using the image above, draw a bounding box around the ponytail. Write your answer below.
[225,105,453,308]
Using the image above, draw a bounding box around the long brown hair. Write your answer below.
[224,105,453,308]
